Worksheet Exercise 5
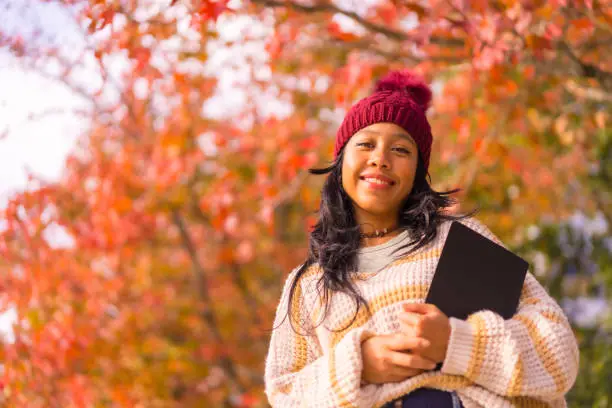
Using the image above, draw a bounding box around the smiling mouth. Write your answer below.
[360,177,395,186]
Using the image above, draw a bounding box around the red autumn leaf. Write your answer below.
[298,135,319,150]
[130,46,151,72]
[376,2,398,25]
[197,0,231,23]
[327,21,359,42]
[571,17,594,30]
[265,33,283,59]
[543,22,563,39]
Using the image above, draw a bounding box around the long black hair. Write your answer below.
[280,148,473,335]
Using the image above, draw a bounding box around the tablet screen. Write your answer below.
[425,222,529,320]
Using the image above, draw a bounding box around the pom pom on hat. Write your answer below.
[374,71,432,110]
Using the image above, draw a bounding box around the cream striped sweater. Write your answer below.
[264,218,579,408]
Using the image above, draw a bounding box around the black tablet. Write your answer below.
[425,221,529,320]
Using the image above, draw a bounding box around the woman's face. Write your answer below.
[341,122,418,226]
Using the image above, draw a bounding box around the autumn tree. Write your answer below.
[0,0,610,406]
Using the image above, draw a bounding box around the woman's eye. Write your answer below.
[355,142,410,154]
[356,142,373,148]
[394,147,411,154]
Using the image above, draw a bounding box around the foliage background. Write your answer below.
[0,0,610,407]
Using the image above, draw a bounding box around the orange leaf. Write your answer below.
[571,17,593,30]
[299,135,319,150]
[505,79,518,96]
[327,21,359,42]
[113,196,132,214]
[376,3,398,25]
[523,65,535,80]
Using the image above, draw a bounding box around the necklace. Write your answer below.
[359,225,400,239]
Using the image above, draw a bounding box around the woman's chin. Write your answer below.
[356,203,398,217]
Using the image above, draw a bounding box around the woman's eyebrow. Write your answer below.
[358,129,416,147]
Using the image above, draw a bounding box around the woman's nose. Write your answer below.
[367,148,390,168]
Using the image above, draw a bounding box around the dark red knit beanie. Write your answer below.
[334,70,433,171]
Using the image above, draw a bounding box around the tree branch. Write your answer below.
[251,0,464,46]
[559,41,612,89]
[171,210,245,393]
[328,38,465,64]
[270,170,309,209]
[452,105,513,194]
[564,79,612,102]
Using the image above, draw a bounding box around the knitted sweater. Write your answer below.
[263,218,579,408]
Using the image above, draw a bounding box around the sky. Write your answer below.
[0,0,88,207]
[0,55,87,204]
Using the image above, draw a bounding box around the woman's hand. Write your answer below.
[399,303,451,364]
[360,333,437,385]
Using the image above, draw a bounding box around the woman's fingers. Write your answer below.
[384,334,436,370]
[384,333,438,369]
[386,333,430,353]
[399,312,422,327]
[388,350,437,371]
[385,367,425,383]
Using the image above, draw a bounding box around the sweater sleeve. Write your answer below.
[264,267,377,408]
[440,219,579,400]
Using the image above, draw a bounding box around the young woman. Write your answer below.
[264,71,579,408]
